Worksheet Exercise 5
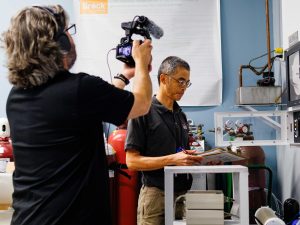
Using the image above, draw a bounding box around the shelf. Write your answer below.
[214,111,288,146]
[235,104,287,107]
[164,165,249,225]
[174,219,244,225]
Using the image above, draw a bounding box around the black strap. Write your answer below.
[108,162,131,179]
[114,73,130,85]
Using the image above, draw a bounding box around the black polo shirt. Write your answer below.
[7,70,134,225]
[125,96,192,192]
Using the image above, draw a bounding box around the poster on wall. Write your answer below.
[281,0,300,49]
[72,0,222,106]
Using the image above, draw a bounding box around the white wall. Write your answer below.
[0,1,74,117]
[275,0,300,202]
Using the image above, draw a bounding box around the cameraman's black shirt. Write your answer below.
[7,71,134,225]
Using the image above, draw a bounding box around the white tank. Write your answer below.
[255,206,285,225]
[0,118,10,138]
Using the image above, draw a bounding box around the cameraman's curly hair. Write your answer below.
[2,5,69,88]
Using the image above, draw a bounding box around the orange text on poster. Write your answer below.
[80,0,108,14]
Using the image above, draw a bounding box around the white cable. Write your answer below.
[263,188,283,217]
[106,47,116,84]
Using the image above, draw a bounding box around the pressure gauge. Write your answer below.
[241,125,249,134]
[225,120,235,129]
[235,120,244,128]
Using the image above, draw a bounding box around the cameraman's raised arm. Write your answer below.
[113,40,153,119]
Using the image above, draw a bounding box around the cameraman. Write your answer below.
[2,5,152,225]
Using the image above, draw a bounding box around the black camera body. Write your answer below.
[116,16,153,67]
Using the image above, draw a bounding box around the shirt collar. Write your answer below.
[152,95,182,113]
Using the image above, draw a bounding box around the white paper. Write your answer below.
[196,148,245,165]
[73,0,222,106]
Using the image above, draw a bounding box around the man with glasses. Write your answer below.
[125,56,203,225]
[3,4,152,225]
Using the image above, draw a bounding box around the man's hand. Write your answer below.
[172,150,203,166]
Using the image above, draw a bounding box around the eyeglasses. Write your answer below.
[166,74,192,88]
[65,24,76,35]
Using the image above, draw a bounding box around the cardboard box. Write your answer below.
[0,173,13,206]
[186,209,224,225]
[186,190,224,225]
[186,190,224,210]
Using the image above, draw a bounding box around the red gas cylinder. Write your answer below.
[0,137,13,161]
[233,145,266,224]
[108,129,138,225]
[0,118,13,161]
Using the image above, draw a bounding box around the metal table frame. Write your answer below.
[164,165,249,225]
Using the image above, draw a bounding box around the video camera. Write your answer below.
[116,15,163,66]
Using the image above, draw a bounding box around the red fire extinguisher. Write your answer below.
[0,118,13,161]
[108,129,138,225]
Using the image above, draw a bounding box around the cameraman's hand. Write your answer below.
[132,39,152,70]
[120,55,151,80]
[121,64,135,80]
[148,55,153,72]
[126,39,152,119]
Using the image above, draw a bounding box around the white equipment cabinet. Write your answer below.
[214,110,290,147]
[164,165,249,225]
[213,106,300,147]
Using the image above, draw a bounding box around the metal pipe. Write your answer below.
[239,65,244,87]
[265,0,271,72]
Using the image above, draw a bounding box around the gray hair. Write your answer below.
[157,56,190,85]
[1,5,69,88]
